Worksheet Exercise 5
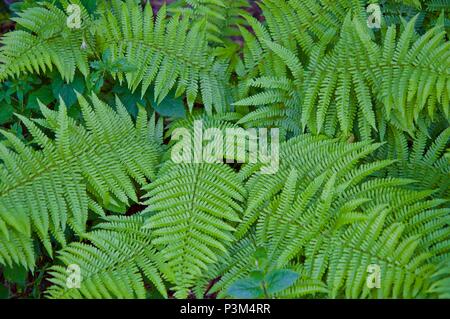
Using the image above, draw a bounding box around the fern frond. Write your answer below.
[238,11,450,139]
[376,126,450,198]
[46,215,167,299]
[214,135,449,298]
[141,160,246,298]
[168,0,250,44]
[427,258,450,298]
[96,0,229,114]
[0,94,160,269]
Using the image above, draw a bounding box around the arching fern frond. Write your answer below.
[0,94,160,270]
[235,134,387,237]
[96,0,230,114]
[237,14,450,139]
[376,126,450,198]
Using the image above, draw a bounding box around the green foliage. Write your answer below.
[142,160,245,298]
[0,0,231,115]
[227,248,300,299]
[96,0,230,114]
[0,1,92,82]
[167,0,250,44]
[0,76,55,126]
[0,0,448,300]
[46,216,167,299]
[236,5,450,139]
[208,135,449,298]
[375,125,450,198]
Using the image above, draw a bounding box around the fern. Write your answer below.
[428,258,450,298]
[96,0,230,114]
[44,119,247,298]
[235,2,450,139]
[0,1,92,82]
[141,159,245,298]
[209,135,449,298]
[0,0,448,301]
[0,94,159,270]
[168,0,250,44]
[375,125,450,198]
[0,0,231,115]
[46,215,167,299]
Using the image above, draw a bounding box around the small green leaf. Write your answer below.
[265,269,299,295]
[102,192,128,214]
[114,58,137,73]
[112,84,145,118]
[227,277,264,299]
[254,247,267,261]
[3,265,28,288]
[52,73,86,108]
[249,270,264,281]
[254,247,268,269]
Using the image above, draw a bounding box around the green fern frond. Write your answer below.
[0,94,160,269]
[96,0,230,114]
[0,226,35,270]
[425,0,450,12]
[0,2,91,82]
[141,160,246,298]
[168,0,250,44]
[0,0,231,115]
[304,14,450,135]
[213,135,449,298]
[376,126,450,198]
[235,134,385,236]
[237,11,450,139]
[46,215,167,299]
[427,258,450,298]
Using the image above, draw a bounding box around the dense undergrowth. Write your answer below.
[0,0,449,299]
